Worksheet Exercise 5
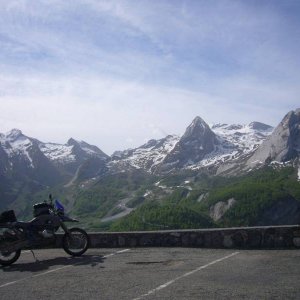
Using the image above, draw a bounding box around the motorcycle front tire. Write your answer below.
[62,228,89,257]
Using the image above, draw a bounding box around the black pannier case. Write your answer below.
[0,210,17,223]
[33,203,51,217]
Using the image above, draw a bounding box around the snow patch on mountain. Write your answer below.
[39,143,76,163]
[110,135,180,172]
[186,122,273,169]
[40,138,108,165]
[212,122,273,153]
[80,145,97,156]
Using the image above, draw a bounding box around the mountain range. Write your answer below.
[0,109,299,229]
[0,118,275,184]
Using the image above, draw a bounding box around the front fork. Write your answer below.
[60,221,70,235]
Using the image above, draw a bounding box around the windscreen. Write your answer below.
[55,199,65,212]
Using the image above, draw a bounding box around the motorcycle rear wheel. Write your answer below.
[0,249,21,266]
[62,228,89,256]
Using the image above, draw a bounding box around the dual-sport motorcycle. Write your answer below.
[0,195,89,266]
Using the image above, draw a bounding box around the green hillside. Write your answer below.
[111,202,215,231]
[2,164,299,231]
[205,167,300,226]
[108,166,300,231]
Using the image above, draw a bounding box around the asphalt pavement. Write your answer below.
[0,248,299,299]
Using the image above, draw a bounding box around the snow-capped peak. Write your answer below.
[6,128,23,141]
[40,138,108,164]
[109,118,274,174]
[187,116,210,133]
[182,121,275,171]
[66,138,108,158]
[0,129,108,169]
[0,129,35,168]
[1,129,32,150]
[211,121,273,153]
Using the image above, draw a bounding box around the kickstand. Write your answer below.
[30,250,39,262]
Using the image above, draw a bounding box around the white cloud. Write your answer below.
[0,0,299,154]
[0,73,222,152]
[2,70,297,154]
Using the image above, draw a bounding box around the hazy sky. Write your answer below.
[0,0,300,154]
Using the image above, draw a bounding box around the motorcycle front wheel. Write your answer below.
[62,228,89,256]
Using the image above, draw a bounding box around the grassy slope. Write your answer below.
[109,166,300,231]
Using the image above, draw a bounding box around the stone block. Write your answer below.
[223,235,233,248]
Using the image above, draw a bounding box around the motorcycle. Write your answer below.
[0,194,89,266]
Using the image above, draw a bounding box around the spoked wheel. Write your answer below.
[62,228,89,256]
[0,249,21,266]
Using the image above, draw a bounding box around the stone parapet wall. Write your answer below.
[84,225,300,249]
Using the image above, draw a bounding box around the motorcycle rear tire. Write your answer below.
[0,249,21,266]
[62,228,89,256]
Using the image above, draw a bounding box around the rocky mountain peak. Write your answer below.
[67,138,78,146]
[66,137,109,162]
[180,116,216,146]
[183,116,211,139]
[192,116,207,126]
[158,117,218,171]
[247,109,300,166]
[273,109,300,146]
[285,108,300,127]
[6,128,24,141]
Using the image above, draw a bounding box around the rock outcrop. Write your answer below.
[247,109,300,167]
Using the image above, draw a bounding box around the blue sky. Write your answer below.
[0,0,299,154]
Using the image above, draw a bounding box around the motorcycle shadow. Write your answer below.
[1,254,106,273]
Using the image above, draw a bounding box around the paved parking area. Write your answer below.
[0,248,300,299]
